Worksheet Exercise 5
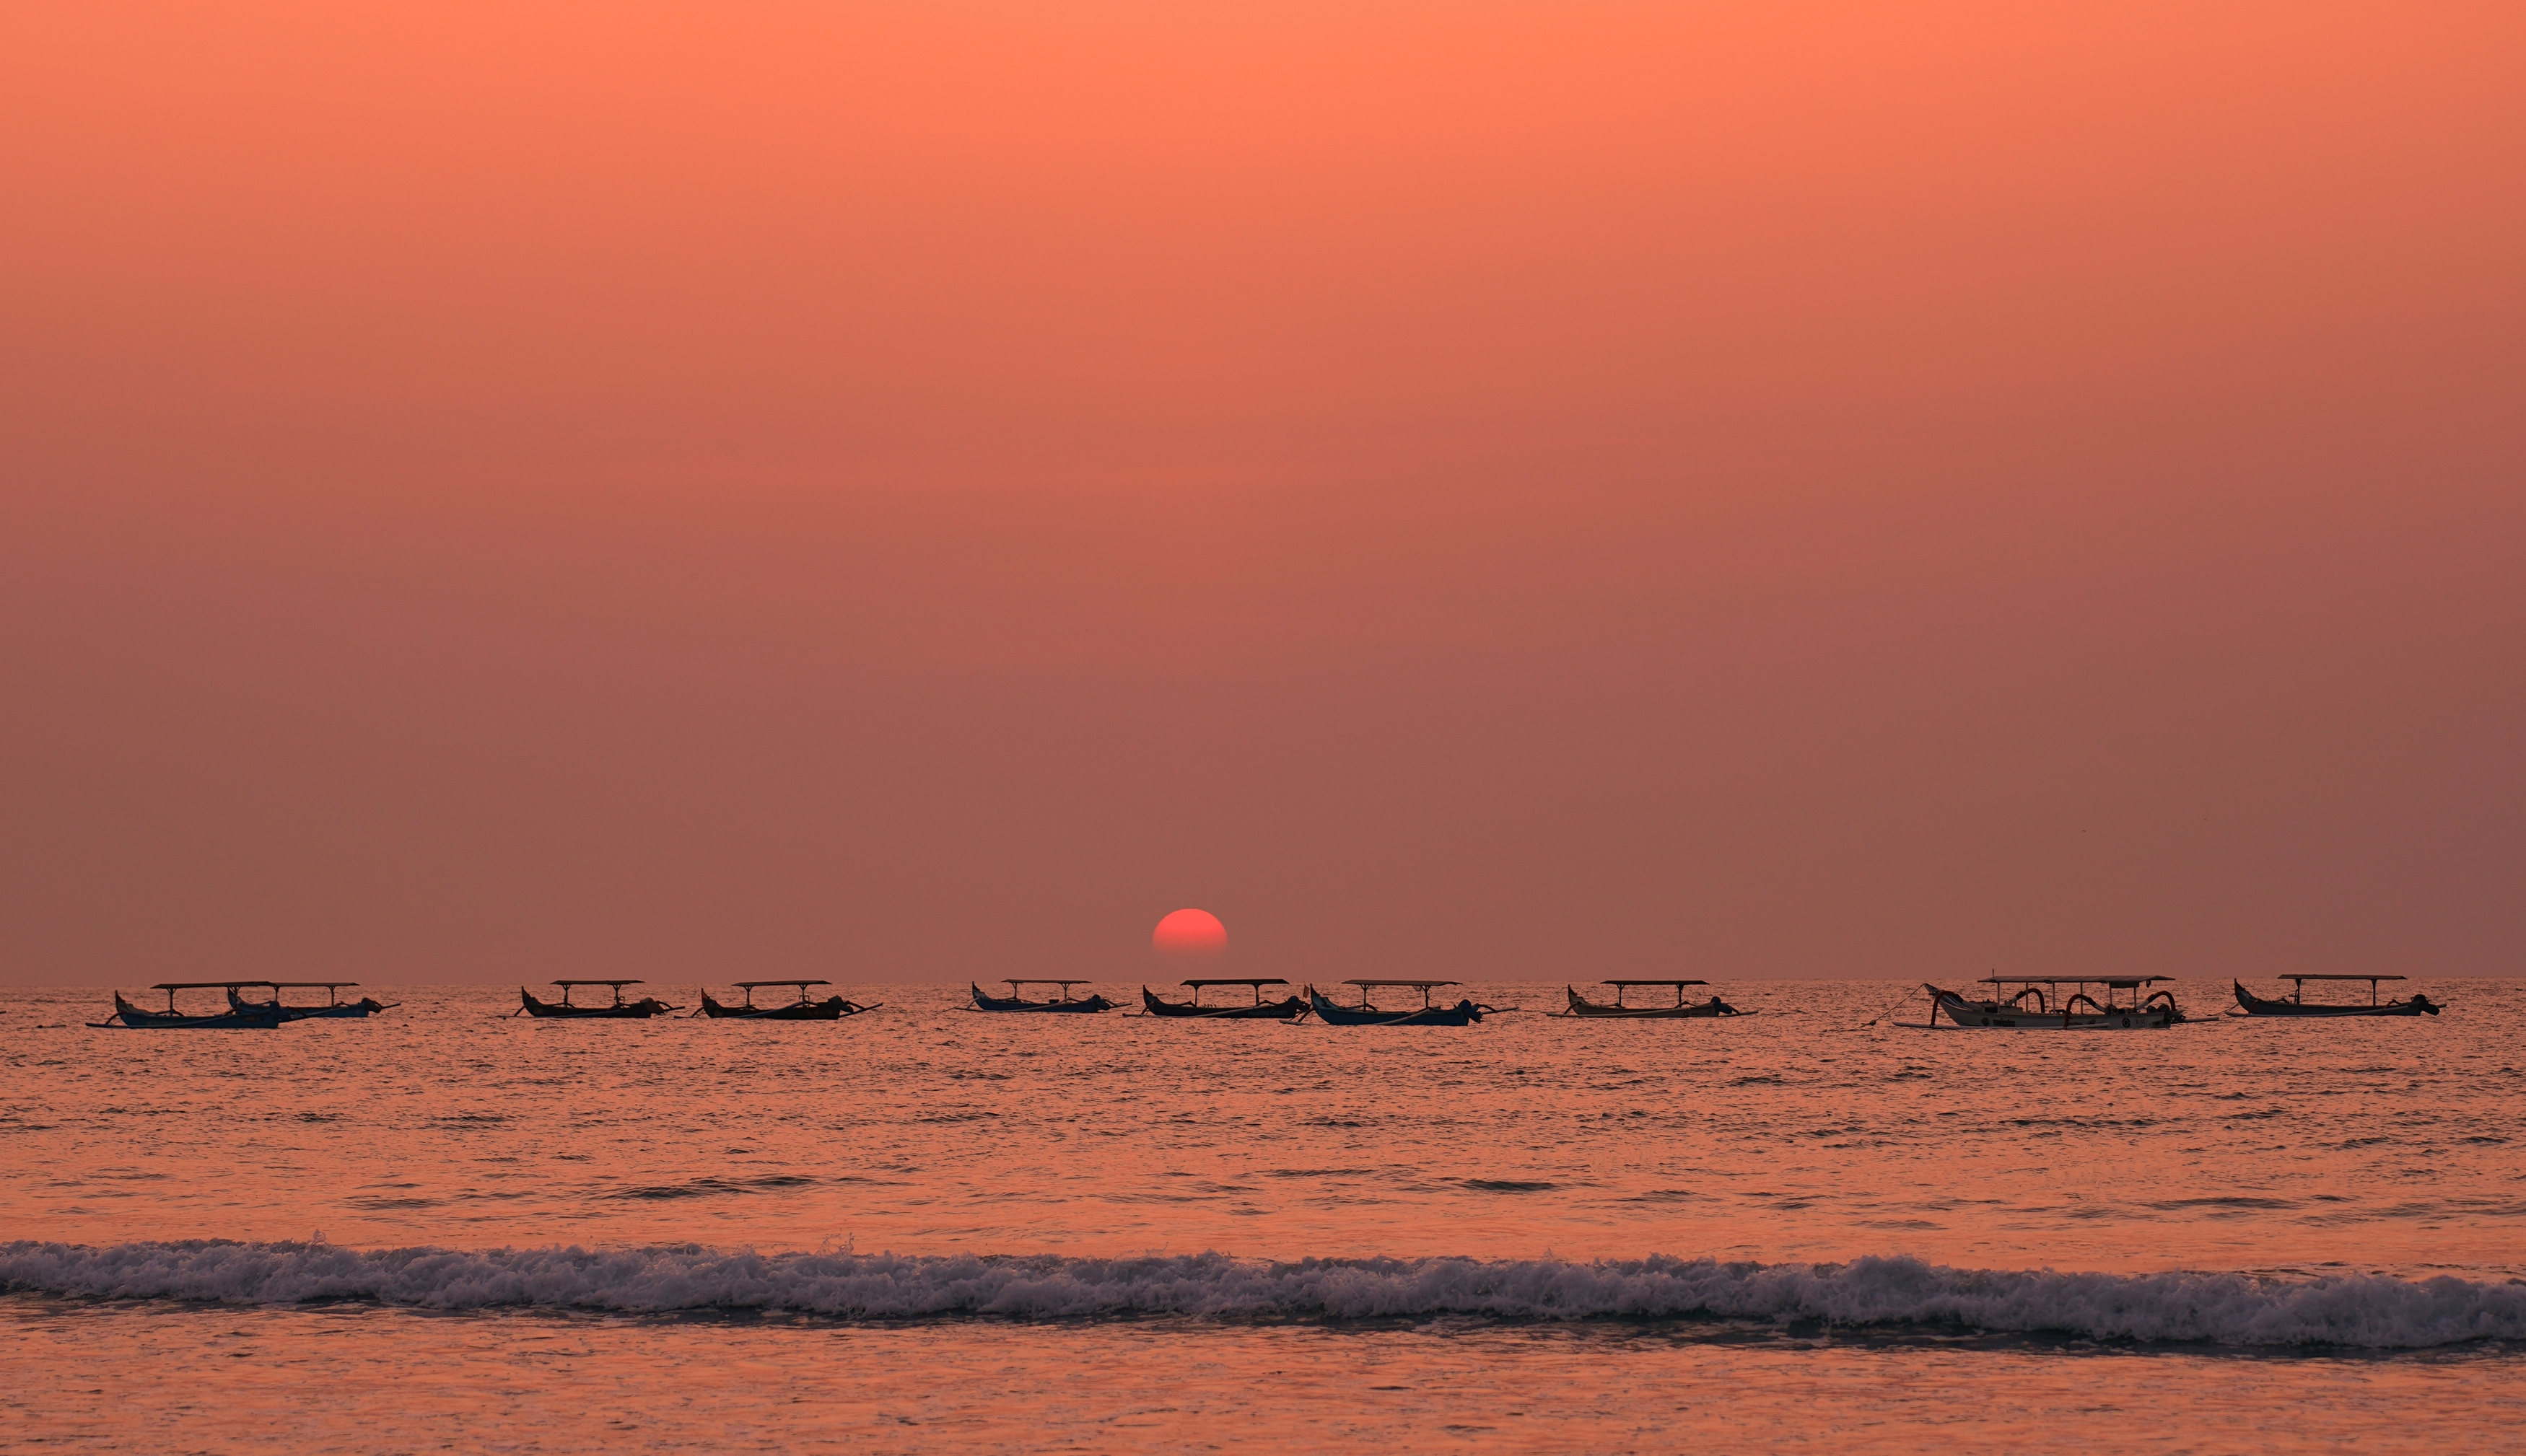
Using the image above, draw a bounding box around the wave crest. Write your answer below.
[4,1242,2520,1348]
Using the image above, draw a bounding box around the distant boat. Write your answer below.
[1304,980,1509,1027]
[515,981,679,1019]
[1140,978,1308,1019]
[226,982,398,1021]
[1555,980,1752,1019]
[969,980,1119,1013]
[695,980,879,1020]
[2232,975,2442,1017]
[89,983,285,1030]
[1898,976,2183,1030]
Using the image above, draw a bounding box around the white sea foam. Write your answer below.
[5,1242,2522,1347]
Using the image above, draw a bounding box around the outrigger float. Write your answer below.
[90,983,285,1030]
[1900,975,2185,1030]
[226,982,397,1020]
[1304,980,1510,1026]
[694,980,878,1020]
[1555,980,1751,1019]
[1140,978,1308,1019]
[515,980,679,1019]
[969,980,1119,1013]
[2232,975,2442,1017]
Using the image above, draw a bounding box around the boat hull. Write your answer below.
[95,994,283,1030]
[2231,983,2439,1017]
[697,993,875,1020]
[1140,988,1308,1019]
[228,990,391,1021]
[518,991,674,1019]
[1555,987,1749,1019]
[1918,986,2177,1030]
[1306,988,1482,1026]
[970,984,1117,1013]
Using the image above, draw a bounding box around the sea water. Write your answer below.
[3,979,2520,1452]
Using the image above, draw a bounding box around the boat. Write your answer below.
[2231,975,2442,1017]
[694,980,879,1019]
[226,982,398,1020]
[1553,980,1752,1019]
[969,980,1119,1013]
[1897,975,2184,1030]
[1304,980,1509,1026]
[515,980,680,1018]
[1140,978,1309,1019]
[89,983,286,1030]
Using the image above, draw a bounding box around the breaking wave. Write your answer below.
[4,1242,2520,1348]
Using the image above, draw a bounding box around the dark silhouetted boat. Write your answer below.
[1897,975,2183,1030]
[89,983,285,1030]
[2231,975,2441,1017]
[695,980,879,1019]
[1304,980,1508,1026]
[1140,978,1308,1019]
[1554,980,1752,1019]
[969,980,1118,1013]
[226,982,398,1020]
[515,980,679,1018]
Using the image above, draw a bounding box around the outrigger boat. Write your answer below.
[226,982,398,1020]
[694,980,878,1020]
[2232,975,2441,1017]
[1304,980,1508,1027]
[1555,980,1751,1019]
[1900,975,2185,1030]
[969,980,1119,1013]
[1140,978,1308,1019]
[89,983,285,1030]
[515,980,679,1019]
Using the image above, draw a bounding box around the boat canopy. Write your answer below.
[732,979,831,988]
[1343,979,1459,988]
[1005,979,1088,988]
[1602,979,1708,987]
[554,979,644,986]
[1182,978,1288,988]
[2284,974,2405,981]
[153,981,287,991]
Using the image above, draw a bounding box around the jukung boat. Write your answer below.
[1554,979,1752,1019]
[694,980,879,1020]
[2231,975,2442,1017]
[226,982,398,1020]
[515,980,679,1019]
[1304,980,1509,1027]
[1899,975,2185,1030]
[969,980,1119,1013]
[89,983,286,1030]
[1140,978,1308,1019]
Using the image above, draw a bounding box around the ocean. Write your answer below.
[4,978,2520,1452]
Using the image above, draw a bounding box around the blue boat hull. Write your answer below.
[971,984,1117,1013]
[1306,989,1482,1026]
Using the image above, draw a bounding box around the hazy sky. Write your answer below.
[4,2,2520,986]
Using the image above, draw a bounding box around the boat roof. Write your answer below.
[266,982,359,988]
[1344,979,1459,988]
[553,979,644,986]
[1978,975,2170,987]
[1603,979,1708,987]
[1183,978,1288,988]
[2285,974,2405,981]
[152,981,279,991]
[732,979,831,988]
[1005,979,1087,986]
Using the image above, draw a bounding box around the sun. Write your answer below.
[1152,908,1228,958]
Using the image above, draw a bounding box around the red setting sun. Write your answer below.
[1151,908,1228,958]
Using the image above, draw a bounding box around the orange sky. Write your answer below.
[3,2,2520,984]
